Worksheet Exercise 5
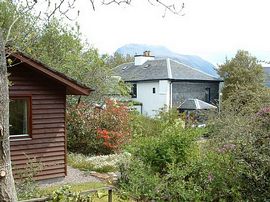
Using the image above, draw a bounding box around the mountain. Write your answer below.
[116,44,219,77]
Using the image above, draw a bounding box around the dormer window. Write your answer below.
[144,64,151,68]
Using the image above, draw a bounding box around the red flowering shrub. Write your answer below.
[95,99,131,153]
[67,99,130,155]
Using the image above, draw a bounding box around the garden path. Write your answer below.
[38,166,101,187]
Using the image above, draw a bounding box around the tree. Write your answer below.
[0,29,17,202]
[0,1,32,200]
[208,51,270,200]
[0,0,184,200]
[218,50,270,114]
[26,19,111,103]
[105,52,133,69]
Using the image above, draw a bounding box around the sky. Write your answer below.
[74,0,270,65]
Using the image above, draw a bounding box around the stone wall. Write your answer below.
[172,81,220,107]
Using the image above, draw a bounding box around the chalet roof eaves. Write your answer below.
[10,51,93,96]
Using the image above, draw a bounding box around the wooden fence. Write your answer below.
[19,186,114,202]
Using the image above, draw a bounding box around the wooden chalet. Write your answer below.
[8,52,92,180]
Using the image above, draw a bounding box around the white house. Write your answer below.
[114,51,222,117]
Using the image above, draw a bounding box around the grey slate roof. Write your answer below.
[113,58,221,82]
[178,99,217,110]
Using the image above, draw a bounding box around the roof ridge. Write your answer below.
[169,58,220,79]
[166,58,172,79]
[113,61,134,70]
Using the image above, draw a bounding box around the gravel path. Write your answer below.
[38,166,101,187]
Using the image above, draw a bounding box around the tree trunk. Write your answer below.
[0,30,17,201]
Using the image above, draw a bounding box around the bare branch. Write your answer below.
[153,0,185,17]
[89,0,96,11]
[46,0,66,21]
[102,0,184,16]
[5,16,20,44]
[102,0,131,6]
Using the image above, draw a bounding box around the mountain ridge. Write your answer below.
[116,44,219,77]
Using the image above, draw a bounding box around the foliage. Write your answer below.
[132,124,200,174]
[1,1,130,103]
[206,51,270,200]
[39,182,104,196]
[219,50,270,114]
[129,108,184,140]
[40,183,132,202]
[161,149,243,201]
[119,109,264,201]
[50,185,95,202]
[105,52,133,69]
[207,109,270,201]
[119,158,163,201]
[67,99,131,155]
[15,158,43,200]
[24,19,112,102]
[0,0,38,48]
[120,110,205,200]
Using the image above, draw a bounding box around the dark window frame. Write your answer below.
[9,96,32,140]
[131,83,137,98]
[205,88,211,103]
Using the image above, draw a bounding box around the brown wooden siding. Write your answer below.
[9,64,67,180]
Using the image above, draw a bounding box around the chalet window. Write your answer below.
[205,88,211,103]
[130,84,137,98]
[9,97,31,137]
[153,88,156,94]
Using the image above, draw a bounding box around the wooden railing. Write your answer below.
[19,186,114,202]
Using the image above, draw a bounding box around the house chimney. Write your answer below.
[134,51,154,66]
[143,51,151,57]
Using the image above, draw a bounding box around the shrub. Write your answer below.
[132,122,200,174]
[119,109,247,201]
[67,99,131,155]
[119,110,208,201]
[15,158,43,200]
[207,107,270,200]
[129,107,184,140]
[119,158,163,201]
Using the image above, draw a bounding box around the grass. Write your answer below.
[39,181,104,195]
[67,152,129,173]
[38,181,132,202]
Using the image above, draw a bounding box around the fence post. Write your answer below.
[108,188,113,202]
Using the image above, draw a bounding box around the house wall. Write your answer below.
[9,64,67,180]
[133,80,170,117]
[171,81,220,107]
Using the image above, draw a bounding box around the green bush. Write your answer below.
[132,121,200,174]
[119,110,203,201]
[207,107,270,201]
[129,107,184,140]
[119,158,163,201]
[118,109,247,201]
